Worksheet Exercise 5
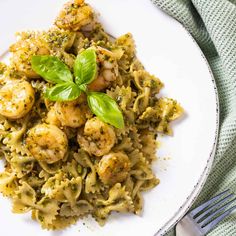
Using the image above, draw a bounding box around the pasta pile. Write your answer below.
[0,0,183,230]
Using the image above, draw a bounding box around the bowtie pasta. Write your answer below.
[0,0,183,230]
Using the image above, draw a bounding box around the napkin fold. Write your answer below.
[151,0,236,235]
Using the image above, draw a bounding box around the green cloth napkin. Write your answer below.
[151,0,236,235]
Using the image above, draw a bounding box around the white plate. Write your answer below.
[0,0,219,235]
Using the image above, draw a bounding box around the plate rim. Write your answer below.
[154,16,220,236]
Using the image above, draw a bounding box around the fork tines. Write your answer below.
[188,189,236,233]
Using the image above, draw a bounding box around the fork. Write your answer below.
[176,190,236,236]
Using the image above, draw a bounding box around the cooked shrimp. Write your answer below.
[42,27,76,51]
[0,80,35,119]
[26,124,68,164]
[88,46,119,91]
[45,106,61,127]
[10,33,50,78]
[55,0,94,31]
[55,94,92,128]
[77,117,116,157]
[97,152,131,185]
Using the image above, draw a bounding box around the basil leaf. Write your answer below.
[87,92,124,129]
[45,82,81,102]
[31,55,73,84]
[74,48,97,85]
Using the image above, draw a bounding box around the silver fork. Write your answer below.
[176,190,236,236]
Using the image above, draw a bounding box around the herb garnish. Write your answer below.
[31,48,124,129]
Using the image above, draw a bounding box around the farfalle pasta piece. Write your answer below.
[94,183,134,222]
[114,124,133,140]
[133,192,143,215]
[60,200,93,217]
[0,171,18,197]
[138,106,158,123]
[129,149,156,181]
[133,70,163,94]
[132,70,163,115]
[38,161,64,174]
[130,163,155,181]
[43,215,78,230]
[2,116,32,156]
[129,149,146,167]
[0,115,12,137]
[155,98,183,135]
[73,149,91,168]
[140,178,160,192]
[12,182,36,213]
[106,86,137,123]
[113,137,133,153]
[74,150,100,193]
[20,174,45,189]
[115,33,136,71]
[41,171,65,198]
[129,127,142,150]
[139,131,157,163]
[130,180,145,215]
[96,202,132,226]
[133,90,150,115]
[62,177,83,206]
[39,169,51,181]
[130,59,144,72]
[96,183,132,206]
[138,98,183,135]
[85,171,98,193]
[107,86,135,111]
[33,197,60,228]
[131,180,144,199]
[10,153,35,178]
[42,172,82,206]
[123,176,134,194]
[62,159,80,178]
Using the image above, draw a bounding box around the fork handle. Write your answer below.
[176,217,205,236]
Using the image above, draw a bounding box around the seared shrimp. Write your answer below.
[45,106,61,127]
[88,46,119,91]
[43,27,76,51]
[10,33,50,78]
[0,80,35,119]
[97,152,131,185]
[55,0,94,31]
[77,117,116,157]
[55,95,92,128]
[26,124,68,163]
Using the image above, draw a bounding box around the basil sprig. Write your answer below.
[31,48,124,129]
